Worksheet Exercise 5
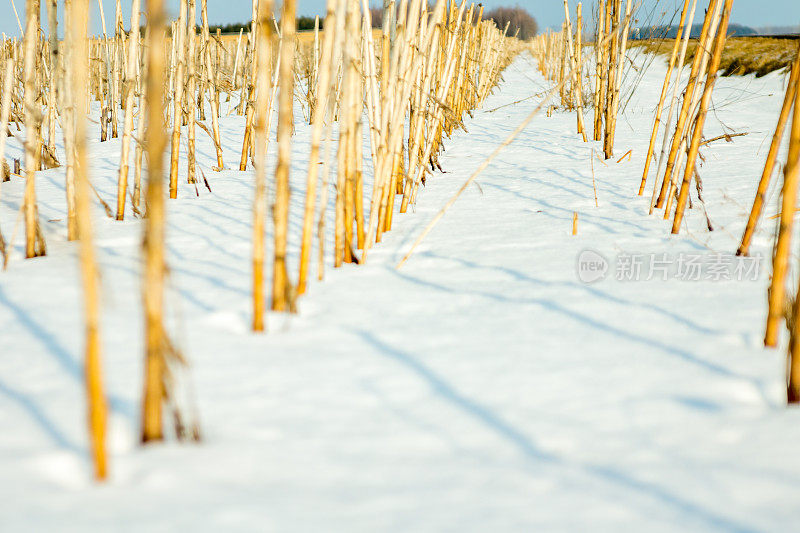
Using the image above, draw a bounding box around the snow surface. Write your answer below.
[2,52,800,531]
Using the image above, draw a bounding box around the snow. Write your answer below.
[2,51,800,531]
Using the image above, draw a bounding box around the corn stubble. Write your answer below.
[254,0,523,318]
[21,0,776,482]
[69,0,107,481]
[531,0,634,157]
[530,0,629,148]
[0,0,604,479]
[749,42,800,403]
[630,0,800,403]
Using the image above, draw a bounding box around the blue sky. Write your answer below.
[0,0,796,37]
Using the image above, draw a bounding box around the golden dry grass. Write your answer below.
[636,37,799,77]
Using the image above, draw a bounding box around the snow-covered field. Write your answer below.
[2,51,800,531]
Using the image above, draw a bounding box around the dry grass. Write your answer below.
[636,37,799,77]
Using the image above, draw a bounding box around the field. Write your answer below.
[3,0,800,530]
[635,36,799,76]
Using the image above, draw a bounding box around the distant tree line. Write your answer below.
[482,6,538,40]
[368,4,537,40]
[756,25,800,36]
[197,6,539,39]
[631,23,757,40]
[204,16,322,34]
